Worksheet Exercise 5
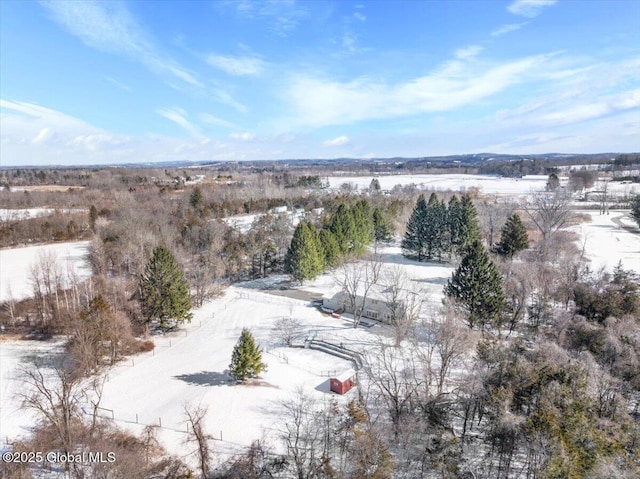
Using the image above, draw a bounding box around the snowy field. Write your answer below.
[570,210,640,273]
[0,241,91,302]
[0,208,86,221]
[327,174,556,196]
[223,209,306,233]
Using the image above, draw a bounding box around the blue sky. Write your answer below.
[1,0,639,166]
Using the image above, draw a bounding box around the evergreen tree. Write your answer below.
[330,204,357,253]
[285,221,323,283]
[190,187,203,209]
[631,195,640,228]
[229,328,267,381]
[424,193,448,261]
[319,229,340,267]
[455,195,481,255]
[88,205,98,232]
[351,199,374,253]
[369,178,381,192]
[140,245,193,331]
[495,213,529,258]
[447,195,463,251]
[402,194,428,260]
[373,207,393,243]
[444,239,505,330]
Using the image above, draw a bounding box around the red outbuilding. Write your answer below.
[330,370,356,394]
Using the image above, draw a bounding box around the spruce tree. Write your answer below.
[285,221,323,283]
[402,194,428,260]
[455,194,481,255]
[140,245,193,331]
[373,207,393,243]
[444,239,505,330]
[448,195,463,251]
[331,204,357,253]
[229,328,267,381]
[424,193,448,261]
[495,213,529,258]
[190,187,203,209]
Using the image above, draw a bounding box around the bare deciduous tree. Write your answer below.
[523,191,575,256]
[184,403,213,478]
[335,253,383,328]
[381,265,424,346]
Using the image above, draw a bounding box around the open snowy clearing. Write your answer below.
[0,208,86,221]
[0,240,91,302]
[570,210,640,273]
[327,173,558,196]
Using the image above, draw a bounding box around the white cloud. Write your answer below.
[40,0,200,86]
[199,113,235,128]
[285,52,555,127]
[455,45,483,60]
[507,0,556,18]
[206,54,266,76]
[105,76,132,92]
[323,135,349,147]
[229,0,307,37]
[156,108,203,138]
[491,22,527,36]
[353,12,366,22]
[229,132,255,141]
[32,127,56,144]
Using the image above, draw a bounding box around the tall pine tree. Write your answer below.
[140,245,193,331]
[373,207,393,243]
[319,229,341,267]
[351,199,374,253]
[444,239,505,330]
[229,328,267,381]
[495,213,529,258]
[454,194,481,255]
[285,221,323,283]
[331,204,357,253]
[402,194,428,260]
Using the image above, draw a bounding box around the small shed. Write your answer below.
[330,370,356,395]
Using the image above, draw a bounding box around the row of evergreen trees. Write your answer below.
[285,199,393,283]
[402,193,481,261]
[401,192,530,330]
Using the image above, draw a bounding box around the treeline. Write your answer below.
[285,199,393,282]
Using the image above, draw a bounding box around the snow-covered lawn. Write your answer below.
[570,210,640,273]
[0,241,92,302]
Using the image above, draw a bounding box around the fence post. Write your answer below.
[136,413,138,424]
[159,417,162,427]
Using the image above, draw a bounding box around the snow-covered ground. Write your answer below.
[327,174,558,196]
[0,208,86,221]
[0,338,67,447]
[570,210,640,273]
[222,209,307,233]
[0,241,92,302]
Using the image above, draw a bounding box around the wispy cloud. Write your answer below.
[156,108,203,138]
[284,52,556,127]
[199,113,235,129]
[40,0,200,86]
[206,54,266,76]
[353,12,366,22]
[507,0,557,18]
[455,45,484,60]
[228,0,307,37]
[491,22,527,36]
[323,135,350,147]
[229,132,255,141]
[105,76,132,92]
